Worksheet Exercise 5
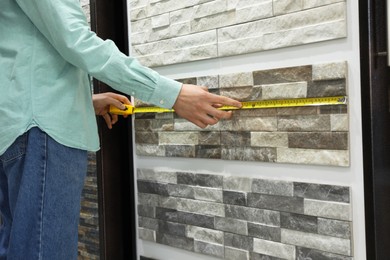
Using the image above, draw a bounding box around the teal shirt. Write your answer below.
[0,0,182,155]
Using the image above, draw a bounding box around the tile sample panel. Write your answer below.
[137,168,353,260]
[134,61,349,167]
[130,0,347,66]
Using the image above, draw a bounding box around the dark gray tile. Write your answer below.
[138,204,156,218]
[247,222,281,242]
[224,232,253,251]
[177,172,223,188]
[135,132,159,144]
[221,131,251,146]
[294,183,350,203]
[156,207,215,229]
[134,119,174,131]
[223,190,247,206]
[221,147,277,162]
[165,145,196,158]
[156,232,194,252]
[296,247,353,260]
[176,77,197,85]
[253,66,312,85]
[280,212,317,233]
[225,205,280,227]
[137,180,169,196]
[307,79,347,97]
[196,145,221,159]
[158,221,186,237]
[248,193,304,214]
[288,132,348,150]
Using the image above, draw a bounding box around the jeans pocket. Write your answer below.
[0,134,27,164]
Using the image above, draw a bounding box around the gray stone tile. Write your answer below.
[194,240,224,258]
[160,196,225,217]
[307,79,347,97]
[225,247,249,260]
[253,66,312,85]
[248,222,281,242]
[281,229,351,256]
[176,77,197,85]
[197,75,219,89]
[280,212,317,233]
[252,179,293,197]
[277,106,318,116]
[136,144,165,157]
[250,252,285,260]
[194,186,223,202]
[225,205,280,226]
[294,183,350,203]
[134,119,174,131]
[223,176,252,192]
[253,238,296,260]
[138,193,161,208]
[156,207,215,229]
[186,226,224,244]
[137,204,156,218]
[156,232,194,252]
[137,169,177,184]
[167,183,194,199]
[198,131,221,145]
[296,246,353,260]
[221,131,251,146]
[223,190,247,206]
[177,172,223,188]
[215,217,248,235]
[195,145,221,159]
[138,228,156,242]
[158,221,186,237]
[304,199,351,221]
[222,147,277,162]
[165,145,196,157]
[135,132,159,144]
[224,232,254,251]
[248,193,304,214]
[277,148,349,167]
[278,115,331,132]
[318,218,351,239]
[319,104,348,114]
[137,180,169,196]
[138,217,159,230]
[288,132,348,150]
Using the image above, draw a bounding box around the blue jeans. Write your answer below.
[0,127,87,260]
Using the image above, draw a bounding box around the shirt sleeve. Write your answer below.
[14,0,182,108]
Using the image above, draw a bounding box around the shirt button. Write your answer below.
[160,100,164,105]
[131,92,135,95]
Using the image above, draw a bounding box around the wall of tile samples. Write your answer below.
[137,169,352,260]
[134,61,349,167]
[130,0,347,67]
[132,1,367,259]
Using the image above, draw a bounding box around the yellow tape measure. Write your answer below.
[109,96,347,115]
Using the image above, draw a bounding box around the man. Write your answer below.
[0,0,241,259]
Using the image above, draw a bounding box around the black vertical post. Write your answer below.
[90,0,137,259]
[360,0,390,259]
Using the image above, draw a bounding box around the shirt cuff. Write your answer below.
[148,75,182,109]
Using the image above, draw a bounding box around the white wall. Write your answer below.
[131,0,366,259]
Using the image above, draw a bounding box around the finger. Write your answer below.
[103,114,112,129]
[111,114,119,125]
[107,97,127,110]
[209,94,242,108]
[106,93,132,105]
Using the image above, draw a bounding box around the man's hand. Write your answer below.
[173,84,242,128]
[92,92,131,129]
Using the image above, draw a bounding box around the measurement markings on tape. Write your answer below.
[109,96,347,115]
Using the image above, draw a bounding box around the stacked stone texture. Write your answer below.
[130,0,347,67]
[137,168,353,260]
[135,61,349,167]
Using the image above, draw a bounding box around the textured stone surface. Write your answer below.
[130,1,347,66]
[137,169,353,259]
[135,62,350,167]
